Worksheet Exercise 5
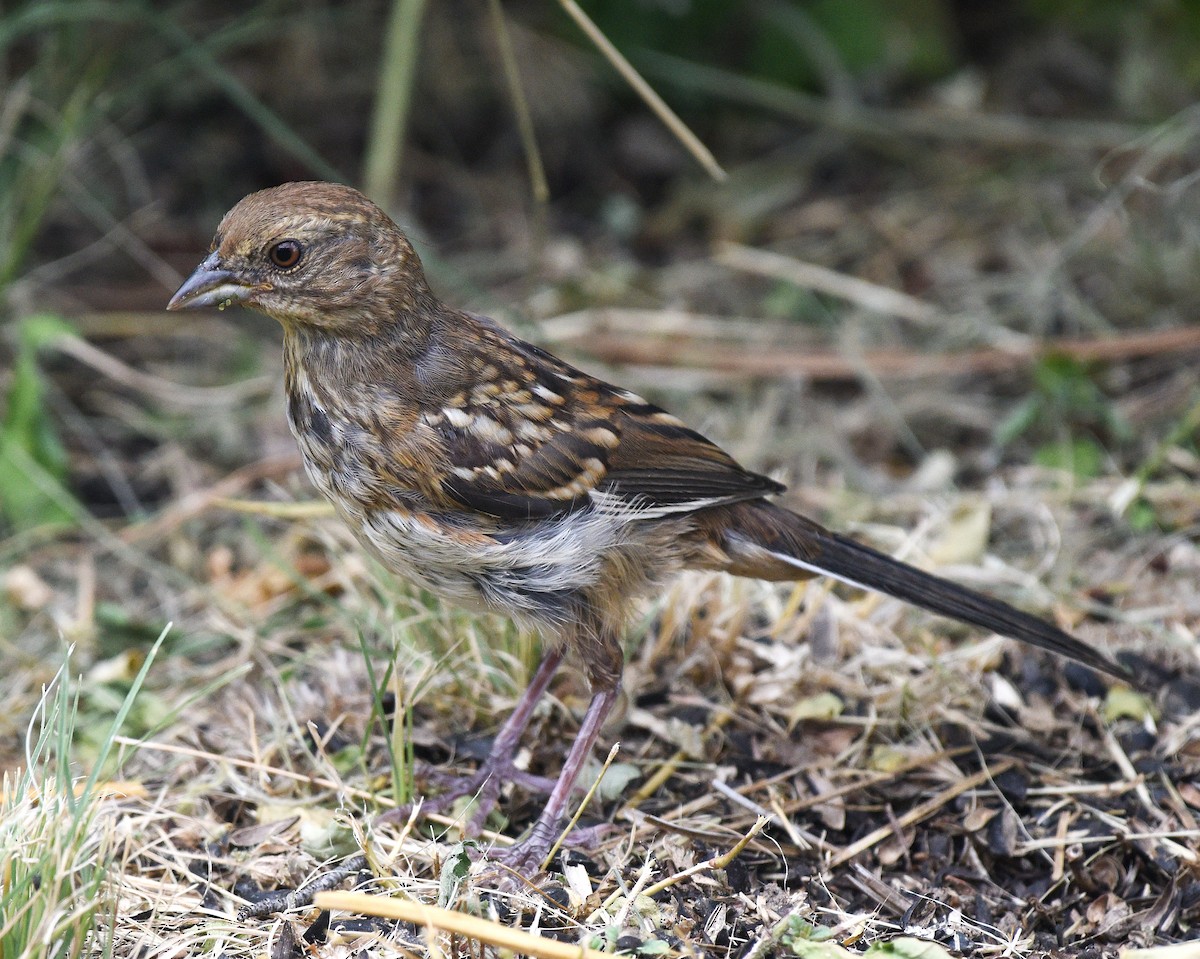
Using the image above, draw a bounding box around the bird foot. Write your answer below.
[472,820,561,888]
[419,761,558,797]
[376,758,557,837]
[473,819,616,892]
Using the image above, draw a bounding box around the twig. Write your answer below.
[713,778,773,818]
[1051,810,1072,882]
[314,891,616,959]
[486,0,549,205]
[710,780,829,851]
[549,315,1200,383]
[637,816,769,898]
[1103,728,1165,825]
[717,241,943,325]
[827,760,1015,868]
[1015,830,1200,854]
[541,742,621,871]
[52,334,273,406]
[555,0,725,182]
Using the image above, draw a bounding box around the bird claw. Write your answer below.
[376,757,557,836]
[475,818,614,887]
[472,820,561,888]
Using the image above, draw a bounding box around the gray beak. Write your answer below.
[167,252,253,311]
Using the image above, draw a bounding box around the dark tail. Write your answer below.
[724,501,1133,684]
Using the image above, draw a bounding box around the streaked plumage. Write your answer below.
[169,181,1130,870]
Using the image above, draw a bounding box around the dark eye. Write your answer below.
[268,239,303,269]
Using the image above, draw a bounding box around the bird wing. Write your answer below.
[600,409,785,513]
[431,334,782,521]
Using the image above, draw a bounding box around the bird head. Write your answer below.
[167,181,433,334]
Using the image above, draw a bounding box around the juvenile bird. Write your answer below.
[169,181,1130,869]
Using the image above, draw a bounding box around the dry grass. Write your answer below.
[6,90,1200,959]
[6,437,1198,956]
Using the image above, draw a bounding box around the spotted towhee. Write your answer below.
[169,181,1130,869]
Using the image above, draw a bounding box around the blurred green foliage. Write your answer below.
[583,0,958,90]
[0,3,115,293]
[0,314,76,531]
[995,354,1130,479]
[572,0,1200,97]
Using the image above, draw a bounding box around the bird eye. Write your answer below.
[267,239,303,270]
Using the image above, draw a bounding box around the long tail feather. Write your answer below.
[723,501,1133,683]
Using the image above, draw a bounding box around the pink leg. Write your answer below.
[377,647,565,832]
[488,682,620,871]
[481,646,564,773]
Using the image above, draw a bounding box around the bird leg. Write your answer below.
[486,682,620,872]
[377,646,564,834]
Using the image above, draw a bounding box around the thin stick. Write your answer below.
[1103,728,1163,824]
[541,743,621,871]
[52,334,273,406]
[552,317,1200,383]
[486,0,549,204]
[364,0,429,209]
[827,760,1015,868]
[625,709,731,808]
[1016,830,1200,853]
[638,816,769,898]
[1050,810,1071,882]
[315,891,615,959]
[717,242,943,325]
[554,0,725,182]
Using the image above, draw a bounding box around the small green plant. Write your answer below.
[0,313,77,532]
[995,354,1130,478]
[358,627,415,808]
[0,629,165,959]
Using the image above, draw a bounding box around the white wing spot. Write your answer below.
[472,416,514,446]
[582,426,619,448]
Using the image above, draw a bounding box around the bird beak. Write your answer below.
[167,252,254,311]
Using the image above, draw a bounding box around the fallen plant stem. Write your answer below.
[211,497,335,519]
[717,242,943,325]
[555,0,725,182]
[314,891,615,958]
[542,742,621,871]
[638,816,769,898]
[828,760,1015,867]
[556,319,1200,382]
